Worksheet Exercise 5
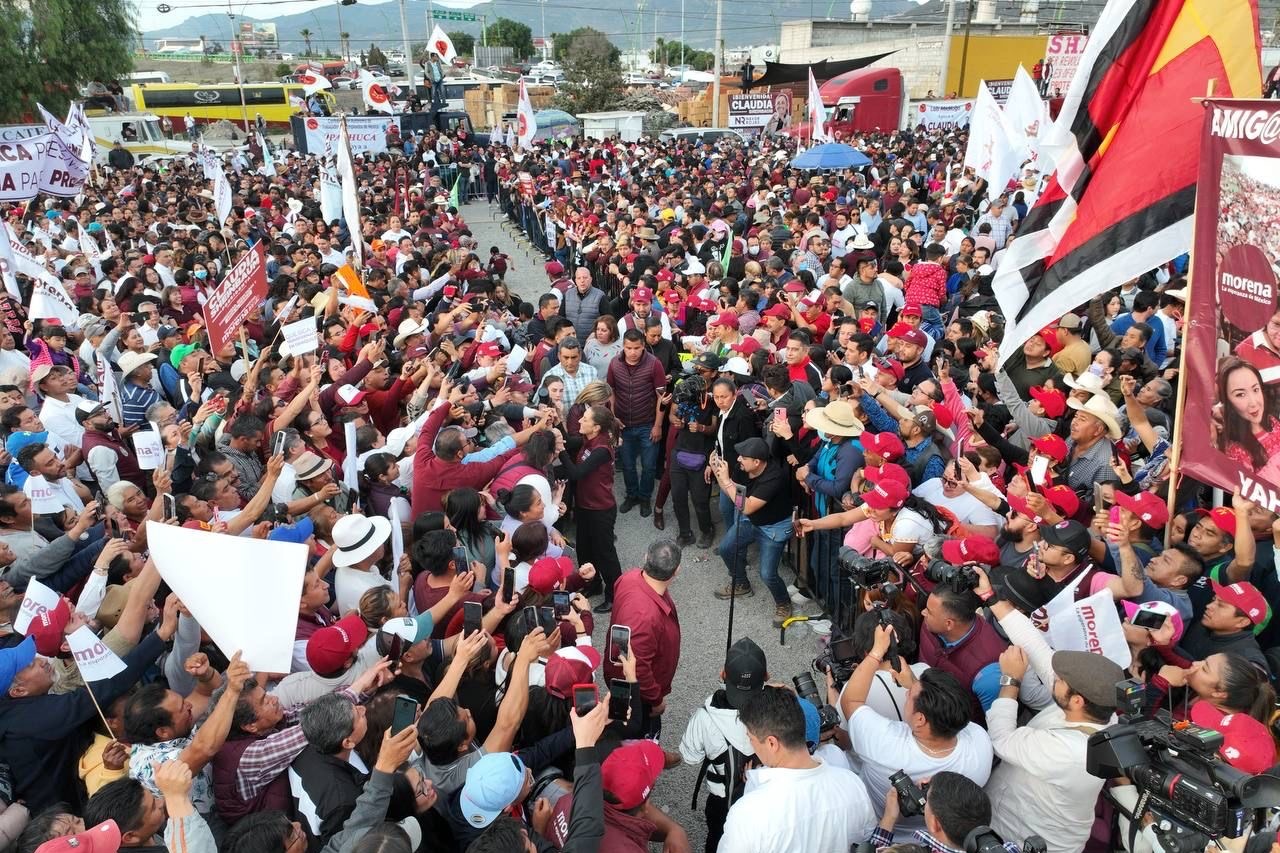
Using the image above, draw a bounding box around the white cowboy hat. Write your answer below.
[331,513,392,568]
[394,317,428,348]
[287,198,304,215]
[1066,393,1123,440]
[804,400,865,437]
[721,356,751,376]
[1062,371,1107,396]
[116,351,157,378]
[850,234,874,251]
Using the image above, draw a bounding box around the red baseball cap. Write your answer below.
[710,312,741,329]
[1189,703,1277,773]
[930,402,954,430]
[782,280,806,293]
[762,304,792,319]
[602,740,665,809]
[730,337,762,355]
[27,597,70,657]
[1029,386,1067,419]
[631,286,653,304]
[543,645,601,700]
[890,326,928,349]
[544,260,565,276]
[941,536,1001,566]
[1112,490,1170,529]
[863,462,910,490]
[1042,484,1080,518]
[1209,507,1236,536]
[476,341,504,359]
[1007,492,1045,524]
[1029,433,1069,464]
[863,479,908,511]
[1038,327,1063,354]
[35,821,121,853]
[1210,580,1271,629]
[306,613,369,676]
[862,431,905,462]
[876,358,906,382]
[900,304,922,319]
[655,269,676,283]
[528,556,575,595]
[660,289,682,304]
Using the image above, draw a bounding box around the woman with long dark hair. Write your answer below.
[444,487,500,586]
[1214,357,1280,472]
[558,404,622,612]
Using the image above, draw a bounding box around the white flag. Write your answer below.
[504,122,516,149]
[14,579,60,635]
[213,167,232,225]
[66,102,96,168]
[0,224,22,300]
[1047,589,1132,669]
[1005,65,1048,171]
[319,158,343,226]
[257,132,275,178]
[37,103,86,163]
[78,224,103,279]
[67,625,127,680]
[297,64,333,96]
[343,420,359,493]
[28,276,79,327]
[516,79,538,150]
[96,352,124,426]
[963,81,1022,196]
[388,500,405,572]
[335,120,364,267]
[360,69,395,115]
[807,67,829,143]
[428,26,458,63]
[23,475,66,515]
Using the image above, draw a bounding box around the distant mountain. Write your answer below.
[140,0,927,56]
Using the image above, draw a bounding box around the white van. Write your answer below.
[126,71,172,85]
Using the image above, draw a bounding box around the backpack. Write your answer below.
[691,739,751,810]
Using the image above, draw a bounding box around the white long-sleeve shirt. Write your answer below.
[718,757,875,853]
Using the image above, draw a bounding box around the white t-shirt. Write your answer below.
[912,480,1004,529]
[885,507,934,546]
[847,704,994,822]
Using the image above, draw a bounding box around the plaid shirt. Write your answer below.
[232,687,360,801]
[869,826,1022,853]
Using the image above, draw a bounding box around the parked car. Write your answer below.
[331,75,356,90]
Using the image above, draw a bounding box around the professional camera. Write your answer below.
[888,770,927,818]
[673,374,707,406]
[1086,679,1280,844]
[962,827,1047,853]
[838,547,898,589]
[813,634,859,690]
[922,558,981,593]
[791,672,841,734]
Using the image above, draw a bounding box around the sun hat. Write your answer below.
[330,514,392,568]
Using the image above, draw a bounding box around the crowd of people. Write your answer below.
[0,111,1274,853]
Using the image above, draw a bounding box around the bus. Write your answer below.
[127,83,336,129]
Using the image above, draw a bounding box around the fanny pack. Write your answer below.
[675,450,708,471]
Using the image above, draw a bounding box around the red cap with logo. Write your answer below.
[1210,580,1271,629]
[528,556,575,595]
[941,536,1001,566]
[900,304,922,319]
[1029,386,1067,419]
[1209,507,1236,536]
[601,740,666,810]
[1112,490,1170,529]
[862,479,908,510]
[1029,433,1069,464]
[306,613,370,676]
[476,341,503,359]
[631,287,653,304]
[862,432,905,462]
[543,645,602,700]
[1007,492,1045,524]
[863,462,910,490]
[730,337,762,355]
[27,597,70,657]
[35,821,122,853]
[1189,703,1277,773]
[1042,484,1081,519]
[762,304,792,319]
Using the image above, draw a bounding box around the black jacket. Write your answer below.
[290,746,369,853]
[715,397,761,482]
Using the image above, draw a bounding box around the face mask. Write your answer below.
[195,269,208,280]
[1088,363,1106,378]
[748,246,760,256]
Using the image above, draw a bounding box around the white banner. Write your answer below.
[213,167,232,226]
[23,474,66,514]
[909,99,975,132]
[39,134,89,198]
[78,224,104,280]
[319,159,343,223]
[336,120,364,267]
[1047,589,1132,668]
[14,578,59,635]
[0,132,56,202]
[147,521,308,672]
[0,224,21,299]
[67,625,127,680]
[302,116,400,156]
[28,276,79,327]
[132,424,165,470]
[282,316,319,356]
[388,499,404,574]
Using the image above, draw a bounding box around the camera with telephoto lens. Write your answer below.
[888,770,928,818]
[922,558,981,593]
[1086,679,1280,845]
[813,634,859,690]
[791,672,840,734]
[838,547,897,589]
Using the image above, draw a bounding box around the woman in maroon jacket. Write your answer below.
[559,404,622,613]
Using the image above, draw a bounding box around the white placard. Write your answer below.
[146,521,308,673]
[132,424,165,471]
[1047,589,1131,668]
[14,578,59,635]
[388,500,404,573]
[23,474,66,514]
[505,345,528,376]
[343,420,359,493]
[67,625,127,680]
[282,317,319,357]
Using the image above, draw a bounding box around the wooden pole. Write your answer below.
[238,328,251,379]
[79,668,118,738]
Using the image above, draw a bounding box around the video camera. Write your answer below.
[1086,679,1280,848]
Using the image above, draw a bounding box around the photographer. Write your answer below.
[830,609,927,726]
[973,568,1126,853]
[871,771,1020,853]
[841,625,994,828]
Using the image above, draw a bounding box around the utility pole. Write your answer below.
[680,0,685,68]
[711,0,722,125]
[957,0,976,97]
[227,1,249,132]
[541,0,548,55]
[398,0,414,87]
[634,0,646,70]
[938,0,957,96]
[335,0,345,61]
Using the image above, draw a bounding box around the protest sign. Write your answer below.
[146,521,307,672]
[203,242,268,354]
[14,578,59,635]
[0,132,55,202]
[132,424,166,471]
[1047,589,1131,668]
[23,474,66,514]
[1043,33,1088,99]
[282,317,320,356]
[301,116,401,156]
[1181,100,1280,512]
[67,626,127,681]
[28,275,80,327]
[38,134,89,198]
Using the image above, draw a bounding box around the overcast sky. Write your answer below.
[131,0,487,34]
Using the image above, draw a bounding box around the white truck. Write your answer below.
[0,112,190,166]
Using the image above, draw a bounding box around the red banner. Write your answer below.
[203,243,268,355]
[1183,100,1280,510]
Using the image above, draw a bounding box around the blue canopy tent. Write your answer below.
[790,143,871,170]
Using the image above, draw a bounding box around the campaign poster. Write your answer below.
[1182,100,1280,509]
[203,242,268,354]
[302,116,401,156]
[1043,33,1088,99]
[908,99,974,132]
[728,90,792,135]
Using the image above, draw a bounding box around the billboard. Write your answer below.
[728,91,792,135]
[1043,33,1088,98]
[1182,100,1280,509]
[238,22,278,50]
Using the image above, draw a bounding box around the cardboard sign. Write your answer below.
[203,242,268,354]
[282,317,319,357]
[14,578,59,635]
[67,625,127,681]
[146,521,307,672]
[132,424,165,471]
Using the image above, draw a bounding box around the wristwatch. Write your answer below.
[998,675,1021,689]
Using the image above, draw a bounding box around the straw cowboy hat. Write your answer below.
[1066,393,1123,440]
[1062,371,1107,397]
[804,400,865,437]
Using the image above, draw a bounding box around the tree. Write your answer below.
[0,0,135,123]
[447,30,474,58]
[367,44,388,69]
[339,32,350,60]
[299,28,313,56]
[554,29,624,114]
[552,27,618,63]
[485,17,534,60]
[650,38,714,71]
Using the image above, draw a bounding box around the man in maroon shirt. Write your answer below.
[606,330,668,516]
[603,539,682,736]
